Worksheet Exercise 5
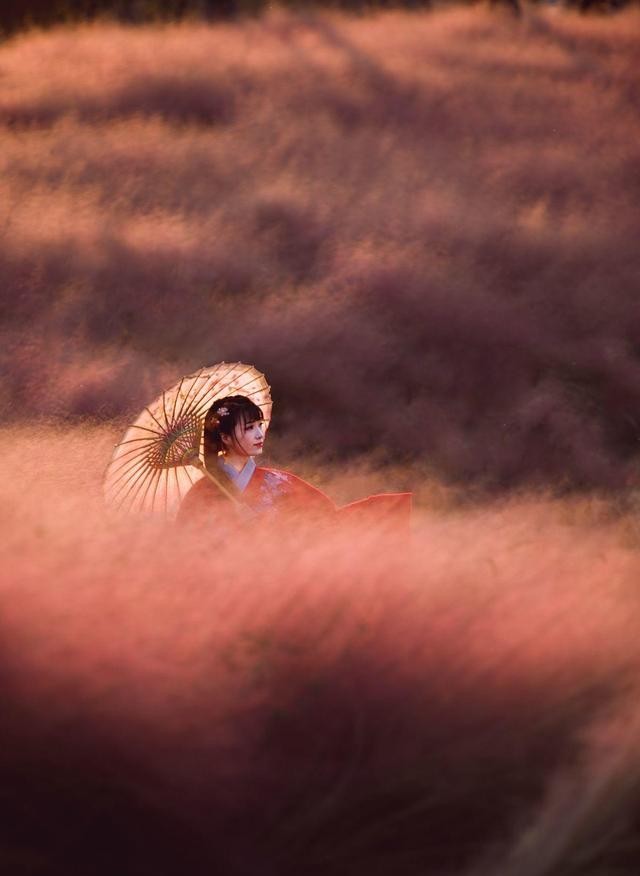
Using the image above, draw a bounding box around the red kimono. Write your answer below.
[178,466,335,525]
[177,465,411,535]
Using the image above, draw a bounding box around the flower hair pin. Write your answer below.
[216,406,230,418]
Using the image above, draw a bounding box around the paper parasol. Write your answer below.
[104,362,272,517]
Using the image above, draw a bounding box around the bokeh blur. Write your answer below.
[2,6,639,489]
[3,424,640,875]
[2,5,640,875]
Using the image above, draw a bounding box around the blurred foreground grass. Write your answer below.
[2,421,640,874]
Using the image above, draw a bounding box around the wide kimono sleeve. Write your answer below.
[337,493,412,537]
[246,468,337,520]
[177,467,412,536]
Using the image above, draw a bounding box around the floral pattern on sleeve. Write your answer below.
[255,470,291,513]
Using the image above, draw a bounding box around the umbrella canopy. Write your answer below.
[104,362,272,517]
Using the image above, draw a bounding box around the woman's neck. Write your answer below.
[222,451,249,473]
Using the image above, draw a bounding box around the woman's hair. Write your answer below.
[203,395,264,467]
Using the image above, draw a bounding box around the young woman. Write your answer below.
[177,395,411,531]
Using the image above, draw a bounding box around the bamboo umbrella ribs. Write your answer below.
[103,362,272,517]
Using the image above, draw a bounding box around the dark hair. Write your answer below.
[203,395,264,468]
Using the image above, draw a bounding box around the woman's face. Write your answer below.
[228,417,266,458]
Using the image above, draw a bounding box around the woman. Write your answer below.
[177,395,411,531]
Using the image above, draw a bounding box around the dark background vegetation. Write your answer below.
[2,7,639,491]
[0,0,635,37]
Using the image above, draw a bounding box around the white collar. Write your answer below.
[217,456,256,494]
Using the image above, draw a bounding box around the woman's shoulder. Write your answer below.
[176,474,227,524]
[180,475,222,501]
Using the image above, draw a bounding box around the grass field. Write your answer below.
[2,5,639,487]
[2,6,640,874]
[3,423,640,874]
